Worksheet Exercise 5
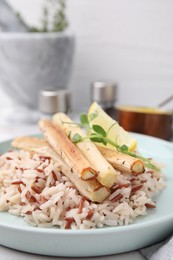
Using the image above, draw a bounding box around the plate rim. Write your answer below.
[0,133,173,256]
[0,133,173,234]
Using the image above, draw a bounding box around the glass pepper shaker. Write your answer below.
[91,81,118,119]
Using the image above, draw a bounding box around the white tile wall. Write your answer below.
[2,0,173,112]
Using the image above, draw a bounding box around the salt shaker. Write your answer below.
[91,81,117,119]
[39,89,71,118]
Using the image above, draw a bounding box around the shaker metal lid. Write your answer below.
[39,89,71,114]
[91,81,117,103]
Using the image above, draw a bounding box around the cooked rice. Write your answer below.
[0,150,166,229]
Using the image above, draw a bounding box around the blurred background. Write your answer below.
[0,0,173,139]
[1,0,173,109]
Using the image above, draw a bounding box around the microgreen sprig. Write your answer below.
[72,113,160,171]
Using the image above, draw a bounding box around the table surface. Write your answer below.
[0,245,146,260]
[1,121,171,260]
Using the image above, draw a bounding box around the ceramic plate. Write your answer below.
[0,133,173,257]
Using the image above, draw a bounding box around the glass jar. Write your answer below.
[91,81,117,119]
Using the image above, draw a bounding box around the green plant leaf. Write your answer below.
[92,125,106,137]
[89,112,98,122]
[72,133,82,143]
[80,114,89,126]
[120,144,129,152]
[27,0,68,32]
[90,137,104,143]
[102,139,108,146]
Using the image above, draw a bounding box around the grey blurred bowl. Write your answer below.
[0,31,75,109]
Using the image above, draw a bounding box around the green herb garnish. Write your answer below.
[72,113,160,172]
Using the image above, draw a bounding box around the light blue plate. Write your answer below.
[0,133,173,257]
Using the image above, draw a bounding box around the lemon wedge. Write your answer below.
[88,102,137,151]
